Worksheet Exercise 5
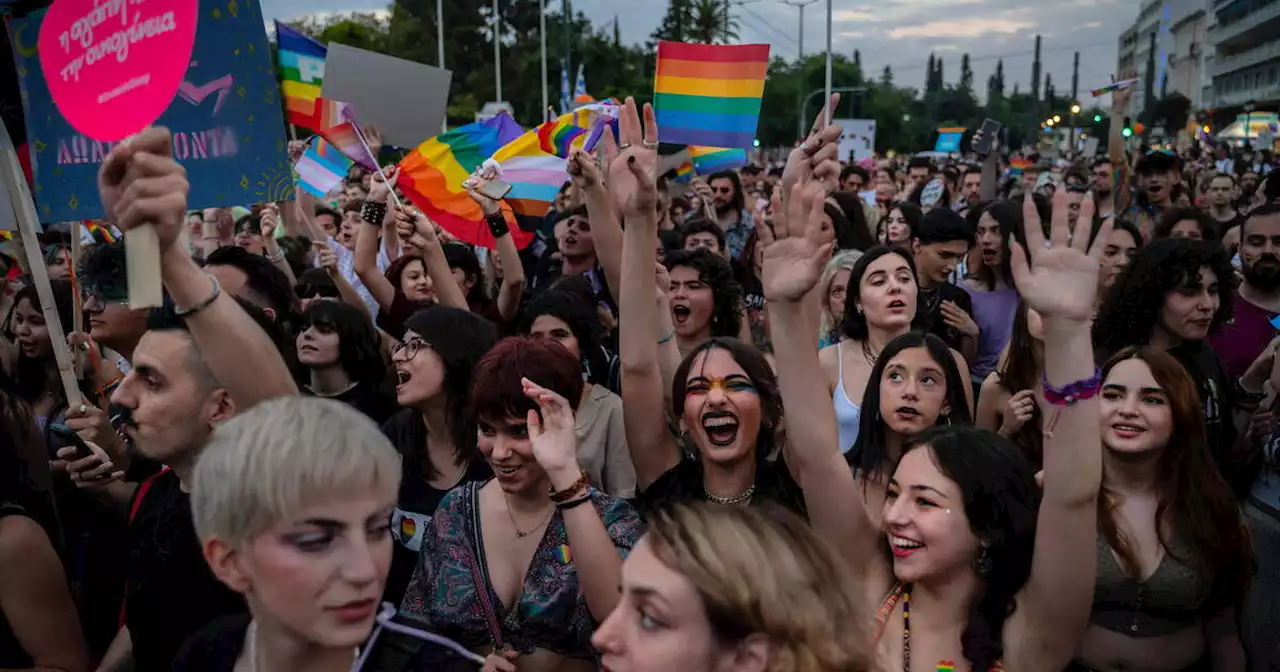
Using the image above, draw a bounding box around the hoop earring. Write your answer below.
[974,547,993,577]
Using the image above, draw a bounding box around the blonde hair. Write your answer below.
[818,250,863,341]
[192,396,401,547]
[646,503,869,672]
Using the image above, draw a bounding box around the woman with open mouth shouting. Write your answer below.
[616,97,804,516]
[1067,346,1254,671]
[819,245,973,456]
[959,199,1027,401]
[662,247,745,358]
[772,184,1109,672]
[381,307,499,604]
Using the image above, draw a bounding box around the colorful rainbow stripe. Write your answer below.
[654,42,770,150]
[311,97,354,135]
[84,220,116,243]
[275,22,327,130]
[537,119,588,158]
[1090,78,1138,98]
[317,122,377,171]
[295,136,353,198]
[491,106,612,219]
[557,544,572,564]
[689,146,748,175]
[673,160,694,184]
[937,662,956,672]
[396,115,532,249]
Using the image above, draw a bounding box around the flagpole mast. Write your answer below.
[540,0,549,121]
[493,0,503,102]
[823,0,833,126]
[437,0,447,132]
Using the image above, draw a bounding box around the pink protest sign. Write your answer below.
[38,0,198,142]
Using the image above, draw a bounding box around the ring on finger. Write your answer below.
[642,140,659,149]
[619,143,634,150]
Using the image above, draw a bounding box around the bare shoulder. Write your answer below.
[979,371,1007,397]
[0,514,57,578]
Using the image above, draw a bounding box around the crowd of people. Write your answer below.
[2,87,1280,672]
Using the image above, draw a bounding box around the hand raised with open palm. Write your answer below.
[760,181,834,303]
[1009,188,1106,323]
[606,97,659,220]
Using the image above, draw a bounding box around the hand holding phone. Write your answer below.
[972,118,1002,156]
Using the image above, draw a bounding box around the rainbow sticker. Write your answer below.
[400,515,417,541]
[557,544,573,564]
[938,662,956,672]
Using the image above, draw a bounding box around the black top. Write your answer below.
[918,282,974,353]
[0,505,35,669]
[381,410,493,605]
[305,380,399,427]
[637,455,806,519]
[170,613,249,672]
[124,471,246,672]
[1167,340,1248,496]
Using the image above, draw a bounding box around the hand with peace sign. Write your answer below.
[781,93,844,199]
[606,97,659,220]
[1009,188,1105,324]
[759,181,835,304]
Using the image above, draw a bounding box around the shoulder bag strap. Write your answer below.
[463,483,505,652]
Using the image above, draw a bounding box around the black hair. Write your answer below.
[314,206,341,229]
[441,243,488,310]
[1089,218,1145,255]
[77,239,127,292]
[840,164,870,184]
[826,192,877,252]
[907,156,935,172]
[899,426,1040,672]
[1154,207,1219,242]
[144,294,283,391]
[298,300,385,387]
[1242,202,1280,239]
[663,248,743,338]
[707,170,745,214]
[965,200,1027,290]
[519,287,612,387]
[233,213,261,236]
[295,268,340,300]
[671,338,782,466]
[554,203,589,225]
[7,280,76,405]
[1094,237,1235,355]
[882,202,923,243]
[0,366,60,552]
[740,165,763,176]
[838,246,926,342]
[204,246,299,320]
[277,235,314,280]
[391,306,499,480]
[847,331,972,473]
[914,208,974,246]
[680,217,727,253]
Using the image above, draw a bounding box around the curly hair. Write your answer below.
[1153,206,1219,242]
[663,248,743,338]
[1093,238,1235,355]
[519,286,612,387]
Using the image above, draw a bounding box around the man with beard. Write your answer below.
[959,166,983,208]
[1128,151,1181,239]
[705,170,753,259]
[1210,203,1280,379]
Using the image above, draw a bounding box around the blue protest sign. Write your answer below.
[8,0,292,223]
[934,131,963,154]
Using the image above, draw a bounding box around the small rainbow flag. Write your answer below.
[937,662,956,672]
[557,544,572,564]
[654,42,770,150]
[311,97,355,135]
[689,146,748,175]
[275,22,327,130]
[537,118,588,158]
[673,160,694,184]
[317,122,377,171]
[1008,157,1032,177]
[84,221,116,243]
[1090,78,1139,98]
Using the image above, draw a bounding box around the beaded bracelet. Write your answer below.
[361,201,388,226]
[1040,367,1102,438]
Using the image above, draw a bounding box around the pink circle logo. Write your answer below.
[38,0,198,142]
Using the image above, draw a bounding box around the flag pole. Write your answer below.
[493,0,503,102]
[824,0,833,126]
[354,129,403,209]
[437,0,447,133]
[540,0,549,122]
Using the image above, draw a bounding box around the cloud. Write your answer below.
[833,10,880,22]
[1079,21,1103,28]
[887,17,1035,39]
[839,31,868,39]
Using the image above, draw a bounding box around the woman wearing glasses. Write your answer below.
[381,307,498,604]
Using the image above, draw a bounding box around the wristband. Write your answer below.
[174,275,222,318]
[264,249,286,264]
[484,211,509,238]
[96,376,124,399]
[361,201,388,226]
[1041,368,1102,406]
[549,471,590,503]
[557,495,593,511]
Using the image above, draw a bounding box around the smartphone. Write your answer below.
[49,423,96,461]
[971,118,1002,156]
[477,178,513,201]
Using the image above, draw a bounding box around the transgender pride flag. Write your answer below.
[295,137,353,197]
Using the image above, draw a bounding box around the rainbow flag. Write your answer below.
[295,137,353,198]
[1008,157,1032,177]
[492,106,614,219]
[84,221,117,243]
[673,160,694,184]
[317,122,377,171]
[396,115,530,248]
[689,146,748,175]
[653,42,769,150]
[275,22,327,130]
[1090,78,1138,98]
[537,118,588,158]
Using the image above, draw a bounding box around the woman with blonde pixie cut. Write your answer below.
[592,503,869,672]
[177,396,401,672]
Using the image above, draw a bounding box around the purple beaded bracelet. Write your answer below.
[1041,367,1102,406]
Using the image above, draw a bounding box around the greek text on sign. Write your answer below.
[38,0,198,141]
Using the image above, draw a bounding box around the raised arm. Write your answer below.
[354,170,399,313]
[1110,78,1134,215]
[570,146,623,296]
[615,98,682,489]
[394,209,468,312]
[104,127,298,405]
[258,204,297,286]
[1007,189,1104,667]
[464,172,525,320]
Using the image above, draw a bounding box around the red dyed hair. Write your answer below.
[468,337,584,423]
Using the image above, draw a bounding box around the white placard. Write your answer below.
[833,118,876,163]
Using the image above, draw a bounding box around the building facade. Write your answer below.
[1205,0,1280,110]
[1168,2,1208,109]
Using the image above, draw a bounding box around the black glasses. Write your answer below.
[392,337,429,360]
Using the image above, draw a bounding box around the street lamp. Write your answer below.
[1047,118,1056,126]
[1053,115,1062,123]
[1070,104,1082,114]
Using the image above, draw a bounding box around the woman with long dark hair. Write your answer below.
[1094,237,1271,495]
[295,300,397,424]
[3,281,78,425]
[1072,347,1254,670]
[381,307,498,603]
[961,200,1026,397]
[769,185,1107,672]
[1091,218,1144,315]
[976,300,1046,466]
[879,203,921,246]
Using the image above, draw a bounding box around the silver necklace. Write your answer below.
[504,495,554,538]
[701,484,756,505]
[245,620,358,672]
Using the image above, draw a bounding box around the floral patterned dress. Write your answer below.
[398,480,642,666]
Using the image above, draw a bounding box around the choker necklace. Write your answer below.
[246,620,357,672]
[702,484,756,505]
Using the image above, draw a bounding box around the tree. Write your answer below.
[614,16,621,46]
[687,0,737,45]
[926,54,937,92]
[649,0,693,46]
[988,59,1005,101]
[854,49,861,69]
[935,57,944,89]
[880,65,894,87]
[960,53,973,93]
